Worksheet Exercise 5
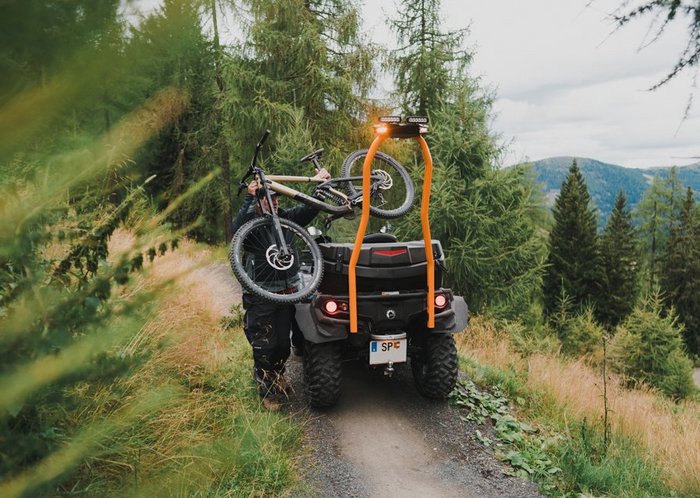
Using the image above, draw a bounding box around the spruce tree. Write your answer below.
[389,0,466,115]
[543,159,602,316]
[634,168,684,289]
[390,2,547,314]
[610,293,695,400]
[598,191,640,328]
[661,187,700,355]
[226,0,375,152]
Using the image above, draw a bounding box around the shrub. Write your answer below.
[553,305,604,358]
[609,295,696,400]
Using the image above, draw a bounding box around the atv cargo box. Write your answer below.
[317,240,444,294]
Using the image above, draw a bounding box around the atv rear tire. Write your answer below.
[412,334,458,399]
[303,341,342,408]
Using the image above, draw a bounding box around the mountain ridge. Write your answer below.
[517,156,700,225]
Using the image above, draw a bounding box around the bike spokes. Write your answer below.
[229,217,324,303]
[341,150,415,219]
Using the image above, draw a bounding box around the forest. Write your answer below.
[1,0,699,496]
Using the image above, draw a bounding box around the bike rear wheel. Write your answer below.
[341,149,415,219]
[229,217,323,304]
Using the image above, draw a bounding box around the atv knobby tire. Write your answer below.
[303,341,342,408]
[412,334,458,399]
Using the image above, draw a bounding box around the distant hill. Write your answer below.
[520,157,700,226]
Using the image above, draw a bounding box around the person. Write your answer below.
[232,170,330,410]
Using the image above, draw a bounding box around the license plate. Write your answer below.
[369,338,407,365]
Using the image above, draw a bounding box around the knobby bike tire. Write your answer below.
[340,149,415,219]
[229,217,324,304]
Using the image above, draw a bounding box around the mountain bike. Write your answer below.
[228,130,415,304]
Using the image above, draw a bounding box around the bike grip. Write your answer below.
[257,129,271,148]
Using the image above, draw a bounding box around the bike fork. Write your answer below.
[257,170,290,255]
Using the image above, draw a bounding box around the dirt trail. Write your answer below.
[287,360,541,498]
[214,263,540,497]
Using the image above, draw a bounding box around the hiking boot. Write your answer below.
[273,373,292,398]
[253,368,275,398]
[261,397,282,411]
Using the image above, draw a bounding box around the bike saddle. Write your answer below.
[299,148,324,163]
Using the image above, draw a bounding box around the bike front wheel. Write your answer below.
[229,217,324,304]
[340,149,415,219]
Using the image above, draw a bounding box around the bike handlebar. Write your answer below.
[238,129,322,197]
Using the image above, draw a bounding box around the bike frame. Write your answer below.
[263,174,353,216]
[248,169,378,259]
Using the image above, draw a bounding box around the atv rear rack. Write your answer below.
[348,116,435,333]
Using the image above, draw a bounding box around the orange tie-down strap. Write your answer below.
[348,135,434,333]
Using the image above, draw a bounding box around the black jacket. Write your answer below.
[232,194,319,234]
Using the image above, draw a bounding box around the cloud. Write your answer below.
[444,0,699,167]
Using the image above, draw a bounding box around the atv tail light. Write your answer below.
[322,299,348,316]
[324,300,339,314]
[434,294,448,309]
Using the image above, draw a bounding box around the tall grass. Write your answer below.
[81,231,302,496]
[1,231,302,496]
[457,316,700,496]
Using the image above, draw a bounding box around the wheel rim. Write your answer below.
[231,218,322,303]
[345,153,410,215]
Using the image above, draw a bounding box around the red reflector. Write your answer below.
[375,249,408,257]
[435,294,447,308]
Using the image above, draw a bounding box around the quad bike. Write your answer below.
[295,229,469,407]
[229,117,468,408]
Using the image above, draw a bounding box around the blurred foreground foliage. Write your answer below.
[0,82,189,496]
[0,2,203,494]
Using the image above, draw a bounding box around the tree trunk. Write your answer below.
[211,0,233,242]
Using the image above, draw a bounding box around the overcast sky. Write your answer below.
[364,0,700,168]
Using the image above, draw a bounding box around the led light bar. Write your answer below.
[406,116,428,124]
[379,115,401,123]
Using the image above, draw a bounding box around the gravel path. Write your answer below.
[694,368,700,389]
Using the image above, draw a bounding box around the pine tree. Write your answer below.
[126,0,223,242]
[226,0,375,153]
[610,293,695,400]
[661,187,700,355]
[598,191,640,328]
[543,159,602,316]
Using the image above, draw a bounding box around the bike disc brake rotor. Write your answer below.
[371,169,393,190]
[265,245,294,270]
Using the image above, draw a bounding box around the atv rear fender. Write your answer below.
[295,293,469,344]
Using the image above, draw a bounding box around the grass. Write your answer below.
[5,230,303,497]
[456,316,700,497]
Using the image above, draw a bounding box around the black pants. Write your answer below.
[242,294,294,395]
